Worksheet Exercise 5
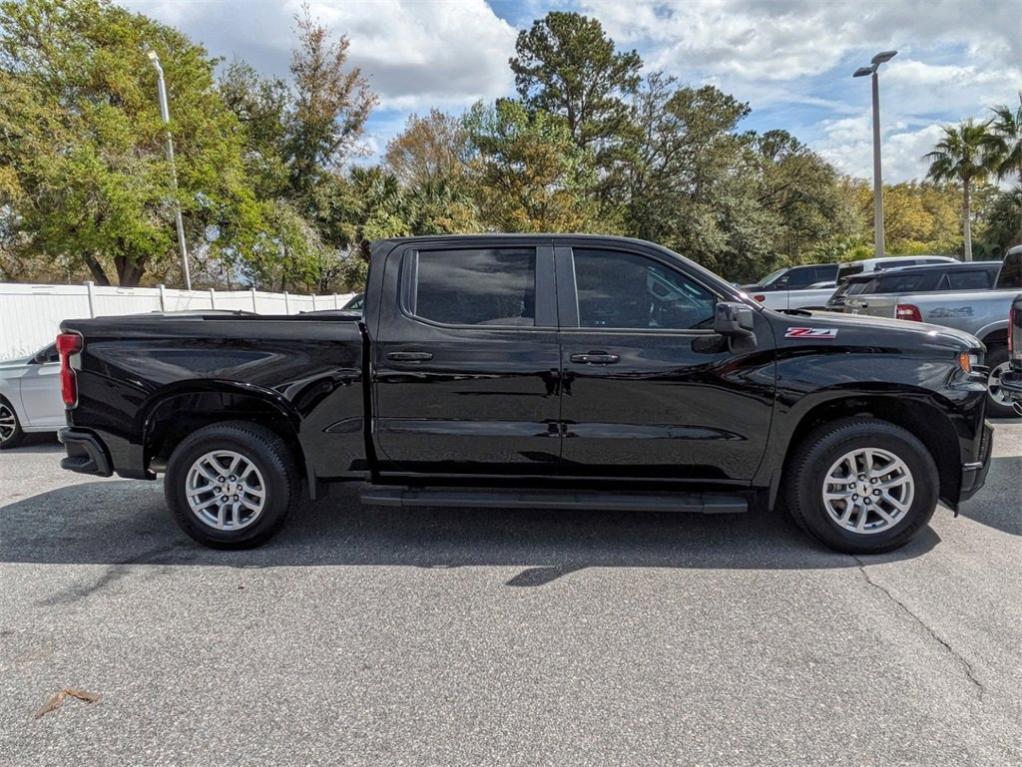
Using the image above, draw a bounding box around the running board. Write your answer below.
[360,486,748,514]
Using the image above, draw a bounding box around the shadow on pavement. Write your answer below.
[958,456,1022,536]
[1,434,61,453]
[0,477,940,581]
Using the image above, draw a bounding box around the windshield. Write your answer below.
[758,267,788,286]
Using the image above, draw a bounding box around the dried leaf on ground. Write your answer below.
[34,688,101,719]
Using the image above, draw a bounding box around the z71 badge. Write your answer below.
[785,327,839,339]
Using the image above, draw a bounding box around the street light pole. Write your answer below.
[147,49,191,291]
[854,50,897,259]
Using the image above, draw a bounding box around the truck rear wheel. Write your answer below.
[164,421,298,548]
[985,347,1019,419]
[783,417,939,554]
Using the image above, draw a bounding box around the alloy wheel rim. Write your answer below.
[822,447,914,535]
[988,361,1011,406]
[0,404,16,442]
[185,450,266,531]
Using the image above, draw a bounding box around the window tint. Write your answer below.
[946,270,993,290]
[411,248,536,326]
[815,265,839,282]
[573,249,716,330]
[837,263,864,283]
[996,253,1022,289]
[785,267,817,289]
[847,279,877,296]
[877,273,928,293]
[35,344,59,364]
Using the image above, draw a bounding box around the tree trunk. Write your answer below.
[81,252,111,286]
[113,255,146,287]
[962,179,973,262]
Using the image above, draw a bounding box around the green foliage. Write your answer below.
[510,12,640,153]
[0,0,260,286]
[463,99,603,233]
[3,4,1015,293]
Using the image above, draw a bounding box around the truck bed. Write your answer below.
[61,312,367,487]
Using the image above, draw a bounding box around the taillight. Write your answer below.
[896,304,922,322]
[56,332,83,407]
[753,294,765,302]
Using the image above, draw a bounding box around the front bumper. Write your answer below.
[958,420,994,503]
[58,427,113,477]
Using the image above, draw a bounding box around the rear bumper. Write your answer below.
[958,420,994,503]
[58,428,113,477]
[1003,368,1022,404]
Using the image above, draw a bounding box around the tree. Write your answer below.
[924,120,995,261]
[0,0,262,286]
[463,99,601,233]
[988,96,1022,188]
[286,10,376,200]
[216,10,379,292]
[510,12,640,154]
[385,109,469,188]
[755,130,852,263]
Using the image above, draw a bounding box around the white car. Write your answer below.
[0,343,65,448]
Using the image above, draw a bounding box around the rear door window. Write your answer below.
[408,248,536,326]
[784,267,817,289]
[944,270,993,290]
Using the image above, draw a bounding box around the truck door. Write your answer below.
[556,244,775,481]
[370,242,562,474]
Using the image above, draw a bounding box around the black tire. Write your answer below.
[164,421,299,549]
[783,417,939,555]
[985,346,1019,419]
[0,396,25,449]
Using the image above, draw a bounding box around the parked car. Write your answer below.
[742,264,838,311]
[57,235,992,555]
[342,293,364,312]
[834,247,1022,417]
[835,255,959,286]
[0,343,64,448]
[827,261,1002,313]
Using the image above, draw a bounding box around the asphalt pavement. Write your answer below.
[1,423,1021,766]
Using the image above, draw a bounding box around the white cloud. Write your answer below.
[123,0,517,111]
[583,0,1020,81]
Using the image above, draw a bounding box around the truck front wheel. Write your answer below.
[985,346,1019,419]
[783,418,939,554]
[164,421,299,548]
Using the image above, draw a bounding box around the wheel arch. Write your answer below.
[767,393,962,511]
[141,383,310,492]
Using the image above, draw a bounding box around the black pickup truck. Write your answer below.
[57,235,993,554]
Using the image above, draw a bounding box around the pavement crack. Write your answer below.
[853,555,985,700]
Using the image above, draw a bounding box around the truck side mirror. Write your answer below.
[714,302,757,353]
[714,302,755,336]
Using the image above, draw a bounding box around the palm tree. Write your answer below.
[987,94,1022,187]
[986,94,1022,245]
[924,120,995,261]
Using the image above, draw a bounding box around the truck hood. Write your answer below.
[774,309,981,352]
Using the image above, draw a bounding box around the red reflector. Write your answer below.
[896,304,922,322]
[753,294,765,302]
[56,332,83,407]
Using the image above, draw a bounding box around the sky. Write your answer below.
[121,0,1021,183]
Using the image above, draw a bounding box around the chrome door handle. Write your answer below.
[386,351,433,362]
[570,352,619,365]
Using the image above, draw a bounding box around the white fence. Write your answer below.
[0,282,356,360]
